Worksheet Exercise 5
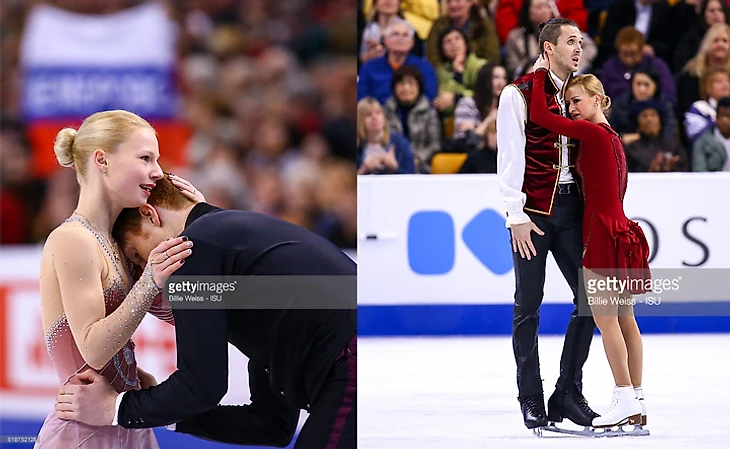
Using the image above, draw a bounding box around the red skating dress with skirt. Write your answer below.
[529,68,651,294]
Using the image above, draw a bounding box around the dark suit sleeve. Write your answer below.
[117,239,230,428]
[173,360,300,447]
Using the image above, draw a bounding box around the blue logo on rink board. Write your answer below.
[408,209,513,275]
[408,211,455,274]
[462,209,513,275]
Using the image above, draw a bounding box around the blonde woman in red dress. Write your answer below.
[529,53,651,430]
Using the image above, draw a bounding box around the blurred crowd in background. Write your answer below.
[6,0,730,245]
[356,0,730,175]
[1,0,358,246]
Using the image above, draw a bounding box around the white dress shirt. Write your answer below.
[112,391,177,430]
[496,70,574,228]
[111,391,125,425]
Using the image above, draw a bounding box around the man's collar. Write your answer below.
[550,70,564,90]
[184,202,221,228]
[549,70,572,100]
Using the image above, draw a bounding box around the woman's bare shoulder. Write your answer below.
[44,221,100,256]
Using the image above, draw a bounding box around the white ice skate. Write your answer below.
[586,385,649,437]
[593,386,641,427]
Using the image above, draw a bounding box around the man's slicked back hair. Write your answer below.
[538,18,579,54]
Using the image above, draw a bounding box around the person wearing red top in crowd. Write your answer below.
[495,0,588,44]
[530,53,651,430]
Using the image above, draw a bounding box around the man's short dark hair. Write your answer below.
[538,18,579,53]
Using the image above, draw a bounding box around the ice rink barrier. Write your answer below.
[357,173,730,336]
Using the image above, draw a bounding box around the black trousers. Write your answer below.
[510,189,596,398]
[295,336,357,449]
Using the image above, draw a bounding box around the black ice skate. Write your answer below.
[546,387,598,426]
[518,395,548,429]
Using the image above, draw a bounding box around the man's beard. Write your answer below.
[557,54,580,73]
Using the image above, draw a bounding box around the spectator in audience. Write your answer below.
[360,0,425,65]
[433,26,488,115]
[320,60,359,164]
[583,0,615,38]
[505,0,596,79]
[426,0,501,67]
[362,0,442,40]
[678,22,730,115]
[458,120,498,173]
[312,159,358,248]
[594,0,676,71]
[448,62,504,173]
[358,19,438,104]
[609,69,678,143]
[357,97,417,174]
[30,168,80,243]
[672,0,703,30]
[674,0,729,75]
[692,95,730,171]
[624,100,689,172]
[0,119,45,244]
[684,67,730,144]
[495,0,588,44]
[600,26,676,103]
[384,66,441,173]
[453,62,506,141]
[513,62,536,79]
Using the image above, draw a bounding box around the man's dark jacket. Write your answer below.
[117,203,357,446]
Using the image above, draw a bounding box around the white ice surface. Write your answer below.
[359,334,730,448]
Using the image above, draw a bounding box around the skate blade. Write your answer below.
[533,422,650,438]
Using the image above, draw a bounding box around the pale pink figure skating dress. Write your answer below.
[34,216,174,448]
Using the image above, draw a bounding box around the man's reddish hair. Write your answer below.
[112,175,196,241]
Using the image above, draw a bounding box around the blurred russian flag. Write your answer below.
[19,2,189,177]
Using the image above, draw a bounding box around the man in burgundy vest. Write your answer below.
[496,18,598,430]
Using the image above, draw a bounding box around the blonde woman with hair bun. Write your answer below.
[36,110,202,448]
[531,54,652,432]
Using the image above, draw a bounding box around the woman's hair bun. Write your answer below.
[54,128,77,168]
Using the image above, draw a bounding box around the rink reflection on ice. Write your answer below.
[359,334,730,448]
